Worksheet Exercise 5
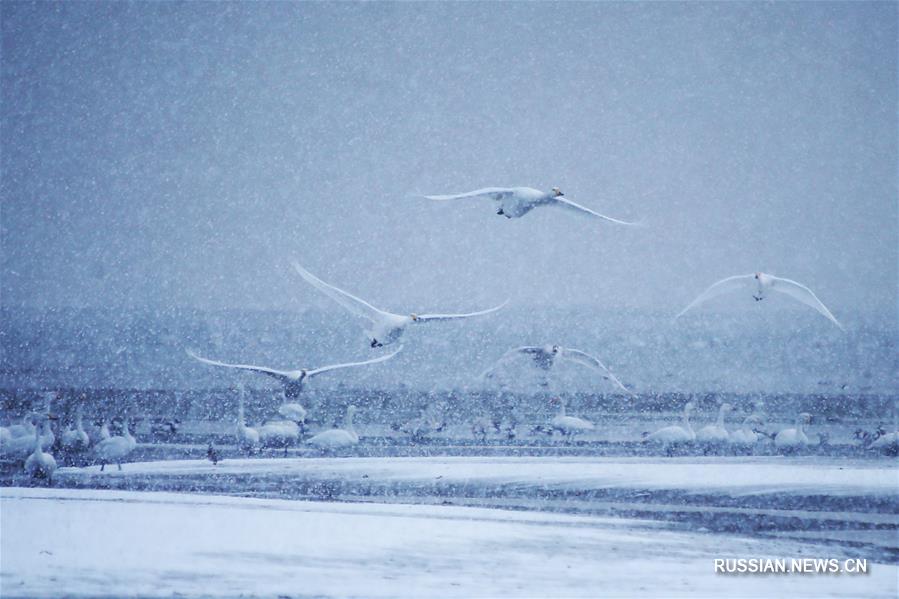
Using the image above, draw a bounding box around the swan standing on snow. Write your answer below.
[234,386,260,453]
[675,272,843,330]
[96,420,112,442]
[549,397,595,439]
[294,263,508,348]
[24,419,57,485]
[307,406,359,450]
[61,406,91,451]
[277,401,307,425]
[3,392,56,443]
[645,402,696,450]
[695,403,733,445]
[94,419,138,471]
[482,345,635,397]
[774,413,811,451]
[1,414,38,458]
[730,415,764,448]
[3,413,37,441]
[1,415,41,460]
[187,345,402,398]
[257,420,300,454]
[421,186,640,225]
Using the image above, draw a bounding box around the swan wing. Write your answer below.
[768,276,844,331]
[416,299,508,322]
[479,346,542,380]
[186,349,295,383]
[306,346,402,377]
[550,197,642,226]
[293,263,391,322]
[675,274,756,319]
[422,187,516,202]
[562,348,636,397]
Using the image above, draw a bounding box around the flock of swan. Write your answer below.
[0,392,141,483]
[179,185,860,454]
[1,185,892,482]
[641,402,822,454]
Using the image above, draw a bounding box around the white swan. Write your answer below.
[482,345,635,397]
[234,386,260,453]
[24,419,57,485]
[4,392,56,442]
[1,415,40,459]
[307,406,359,449]
[257,420,300,453]
[4,413,37,440]
[100,420,111,439]
[675,272,843,330]
[695,403,733,445]
[294,263,507,348]
[645,402,696,447]
[421,186,640,225]
[729,415,764,447]
[61,407,90,450]
[549,397,595,438]
[94,419,137,471]
[277,402,307,424]
[774,413,811,450]
[187,345,402,397]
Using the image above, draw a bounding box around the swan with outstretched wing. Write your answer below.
[482,344,636,397]
[186,346,401,398]
[293,263,507,347]
[675,272,843,330]
[422,186,640,225]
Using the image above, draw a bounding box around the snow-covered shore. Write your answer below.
[2,487,896,598]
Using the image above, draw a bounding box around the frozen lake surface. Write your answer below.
[2,486,897,598]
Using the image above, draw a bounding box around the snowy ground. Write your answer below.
[2,486,897,599]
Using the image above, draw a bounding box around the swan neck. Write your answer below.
[344,408,355,432]
[716,407,726,428]
[33,427,43,455]
[682,409,692,431]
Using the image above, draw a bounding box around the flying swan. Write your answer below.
[186,346,402,398]
[421,186,640,225]
[482,345,635,397]
[675,272,843,330]
[294,263,507,348]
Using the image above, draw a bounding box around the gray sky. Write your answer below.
[2,1,896,322]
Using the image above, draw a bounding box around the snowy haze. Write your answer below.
[2,2,896,317]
